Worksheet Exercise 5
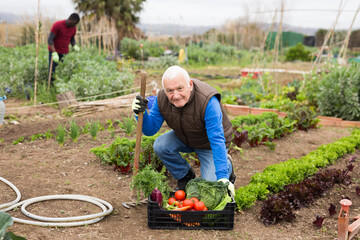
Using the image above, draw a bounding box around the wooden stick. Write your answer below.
[312,0,345,68]
[33,0,40,106]
[272,0,284,96]
[338,4,360,62]
[48,56,53,92]
[133,71,147,176]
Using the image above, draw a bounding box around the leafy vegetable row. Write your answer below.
[260,160,355,225]
[235,128,360,210]
[0,45,134,100]
[231,112,297,150]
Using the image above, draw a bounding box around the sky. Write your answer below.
[1,0,359,30]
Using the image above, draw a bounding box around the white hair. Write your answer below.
[161,65,190,88]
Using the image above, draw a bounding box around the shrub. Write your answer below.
[0,44,49,97]
[316,63,360,120]
[186,42,239,65]
[285,43,312,62]
[303,71,322,107]
[120,37,150,60]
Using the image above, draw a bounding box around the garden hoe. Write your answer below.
[47,56,53,92]
[122,71,148,209]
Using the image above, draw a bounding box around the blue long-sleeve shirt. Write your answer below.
[141,96,228,180]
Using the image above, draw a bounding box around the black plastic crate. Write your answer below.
[147,196,235,230]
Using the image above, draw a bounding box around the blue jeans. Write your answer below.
[153,131,232,181]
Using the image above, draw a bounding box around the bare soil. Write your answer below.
[1,68,360,240]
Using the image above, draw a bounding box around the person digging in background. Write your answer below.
[132,65,236,196]
[47,13,80,84]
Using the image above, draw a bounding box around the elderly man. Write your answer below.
[132,65,235,196]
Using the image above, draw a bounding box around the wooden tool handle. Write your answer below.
[133,71,147,175]
[47,56,53,92]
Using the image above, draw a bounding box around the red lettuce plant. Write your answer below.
[313,215,325,228]
[260,167,352,225]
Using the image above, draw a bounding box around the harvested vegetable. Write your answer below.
[169,212,200,227]
[174,190,186,201]
[168,197,176,205]
[150,187,163,207]
[193,201,205,211]
[186,178,228,210]
[171,206,192,211]
[213,195,232,211]
[183,199,194,209]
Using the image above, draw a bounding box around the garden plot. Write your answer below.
[1,97,359,239]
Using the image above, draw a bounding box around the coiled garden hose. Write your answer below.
[0,177,113,227]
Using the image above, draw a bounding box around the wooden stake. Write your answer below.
[272,0,284,96]
[34,0,40,106]
[47,56,53,91]
[338,4,360,63]
[312,0,345,69]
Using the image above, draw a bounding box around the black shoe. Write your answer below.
[228,154,236,184]
[175,168,196,191]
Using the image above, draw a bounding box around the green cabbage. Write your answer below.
[185,178,228,210]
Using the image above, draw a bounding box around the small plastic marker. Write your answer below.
[340,199,352,211]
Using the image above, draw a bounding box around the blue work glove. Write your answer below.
[218,178,235,197]
[73,45,80,52]
[52,52,59,63]
[131,95,148,115]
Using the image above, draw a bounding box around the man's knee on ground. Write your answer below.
[153,137,165,156]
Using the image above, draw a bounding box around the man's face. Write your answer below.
[164,74,193,108]
[66,19,78,28]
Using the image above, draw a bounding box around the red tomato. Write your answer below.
[174,201,180,206]
[193,201,205,211]
[183,199,194,209]
[203,206,208,211]
[174,190,186,201]
[189,197,199,204]
[178,201,184,208]
[168,197,176,205]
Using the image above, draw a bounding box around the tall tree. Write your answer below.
[73,0,146,44]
